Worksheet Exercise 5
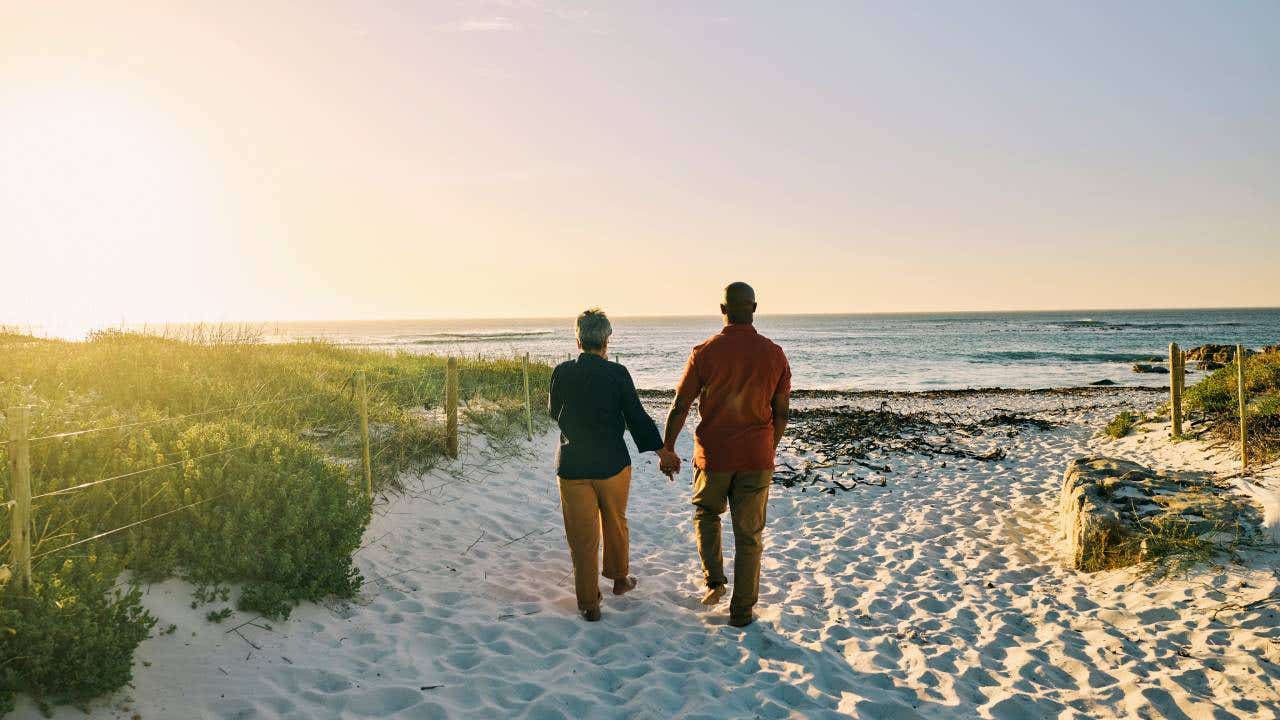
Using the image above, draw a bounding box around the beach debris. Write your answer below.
[500,528,554,547]
[1058,457,1263,572]
[233,629,262,651]
[463,530,487,555]
[772,404,1047,492]
[497,610,540,621]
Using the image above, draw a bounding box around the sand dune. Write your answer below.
[19,390,1279,719]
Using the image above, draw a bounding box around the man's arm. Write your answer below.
[662,394,694,452]
[770,389,789,449]
[771,351,791,448]
[661,351,701,475]
[666,350,702,451]
[659,394,692,477]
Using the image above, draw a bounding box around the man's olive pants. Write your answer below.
[691,468,771,621]
[558,467,631,612]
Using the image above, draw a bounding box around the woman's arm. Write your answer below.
[619,368,662,453]
[620,369,680,478]
[548,364,563,419]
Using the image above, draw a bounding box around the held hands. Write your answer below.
[656,448,681,481]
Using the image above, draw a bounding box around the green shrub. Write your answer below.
[237,581,296,619]
[0,555,155,712]
[158,420,371,612]
[1106,411,1138,439]
[1184,351,1280,418]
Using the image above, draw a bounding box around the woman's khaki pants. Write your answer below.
[558,466,631,612]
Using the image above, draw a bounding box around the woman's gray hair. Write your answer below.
[575,308,612,352]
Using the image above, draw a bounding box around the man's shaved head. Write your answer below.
[721,281,758,324]
[723,282,755,305]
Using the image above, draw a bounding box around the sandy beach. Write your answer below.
[7,2,1279,716]
[13,387,1276,720]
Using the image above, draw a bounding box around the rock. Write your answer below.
[1131,363,1169,374]
[1184,344,1253,365]
[1261,344,1280,355]
[1058,457,1260,572]
[1090,379,1117,386]
[1197,360,1224,371]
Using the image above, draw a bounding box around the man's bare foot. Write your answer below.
[581,608,601,622]
[612,576,638,596]
[701,585,726,605]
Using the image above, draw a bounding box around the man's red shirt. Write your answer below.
[674,323,791,472]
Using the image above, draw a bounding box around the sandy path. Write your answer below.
[23,392,1280,719]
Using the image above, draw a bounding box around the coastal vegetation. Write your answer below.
[1104,410,1139,439]
[1183,349,1280,463]
[0,328,550,713]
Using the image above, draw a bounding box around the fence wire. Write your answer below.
[24,387,352,445]
[31,444,255,500]
[5,354,557,579]
[32,493,229,562]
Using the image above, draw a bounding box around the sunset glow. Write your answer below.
[2,2,1277,332]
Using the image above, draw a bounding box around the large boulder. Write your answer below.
[1131,363,1168,374]
[1058,457,1257,572]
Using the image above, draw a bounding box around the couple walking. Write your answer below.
[548,282,791,627]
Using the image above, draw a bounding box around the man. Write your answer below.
[660,282,790,628]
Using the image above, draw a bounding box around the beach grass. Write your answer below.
[0,328,552,713]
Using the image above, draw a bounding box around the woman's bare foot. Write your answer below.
[612,576,638,596]
[701,584,726,605]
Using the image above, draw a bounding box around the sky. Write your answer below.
[1,1,1277,332]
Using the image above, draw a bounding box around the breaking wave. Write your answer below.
[410,330,554,344]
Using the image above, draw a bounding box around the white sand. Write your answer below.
[17,390,1280,719]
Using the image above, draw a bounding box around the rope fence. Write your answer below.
[1,353,553,590]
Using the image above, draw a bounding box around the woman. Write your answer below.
[548,308,679,621]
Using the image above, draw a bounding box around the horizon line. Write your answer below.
[6,304,1279,331]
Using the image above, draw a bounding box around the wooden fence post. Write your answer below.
[7,406,32,591]
[1169,342,1183,438]
[1237,344,1248,472]
[1178,347,1186,397]
[357,371,372,498]
[445,357,459,459]
[522,353,533,441]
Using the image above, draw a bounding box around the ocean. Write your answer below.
[263,308,1280,391]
